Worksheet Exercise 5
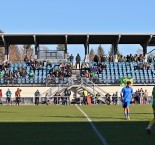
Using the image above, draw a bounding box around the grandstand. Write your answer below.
[0,33,155,103]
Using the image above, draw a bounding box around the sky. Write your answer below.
[0,0,155,59]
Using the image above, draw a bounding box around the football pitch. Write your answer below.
[0,105,154,145]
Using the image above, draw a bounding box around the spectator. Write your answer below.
[94,55,99,65]
[101,55,106,62]
[34,90,40,105]
[6,89,12,105]
[134,90,139,104]
[143,90,148,104]
[29,70,34,78]
[85,70,90,78]
[46,74,52,86]
[139,88,144,104]
[69,54,74,67]
[42,93,49,105]
[90,71,95,81]
[105,93,111,105]
[15,88,22,106]
[76,54,81,69]
[87,93,92,105]
[64,88,71,105]
[46,60,52,67]
[24,55,29,62]
[0,89,2,105]
[54,93,59,105]
[112,93,117,105]
[0,71,4,79]
[148,55,152,63]
[109,54,113,62]
[83,90,88,105]
[95,93,100,104]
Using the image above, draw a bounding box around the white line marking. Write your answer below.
[75,105,108,145]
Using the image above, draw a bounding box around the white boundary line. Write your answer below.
[75,105,108,145]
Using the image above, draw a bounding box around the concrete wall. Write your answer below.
[0,87,58,98]
[97,86,154,96]
[0,85,153,99]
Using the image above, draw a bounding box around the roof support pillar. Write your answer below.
[2,35,9,61]
[112,35,121,62]
[84,35,89,62]
[141,35,152,62]
[34,44,39,59]
[88,44,90,56]
[143,46,147,62]
[65,35,68,59]
[84,44,88,62]
[34,35,39,59]
[5,45,9,61]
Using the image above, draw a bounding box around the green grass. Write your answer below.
[0,105,154,145]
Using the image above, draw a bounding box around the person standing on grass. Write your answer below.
[34,90,40,105]
[83,90,88,105]
[15,88,22,106]
[0,89,2,105]
[6,89,12,105]
[44,93,49,105]
[120,81,133,120]
[146,86,155,134]
[143,90,148,104]
[64,88,71,105]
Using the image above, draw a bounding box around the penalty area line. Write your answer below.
[75,105,108,145]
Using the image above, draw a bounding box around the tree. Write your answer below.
[0,47,5,61]
[108,46,121,56]
[97,44,105,61]
[56,44,65,51]
[9,45,21,61]
[23,45,34,60]
[136,48,143,55]
[89,48,95,61]
[0,30,5,61]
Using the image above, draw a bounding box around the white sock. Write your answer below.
[147,125,151,129]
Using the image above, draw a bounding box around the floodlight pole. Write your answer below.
[141,35,152,63]
[2,35,9,61]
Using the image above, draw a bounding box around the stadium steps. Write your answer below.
[75,79,107,100]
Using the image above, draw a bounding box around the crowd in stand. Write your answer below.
[0,53,155,85]
[46,60,72,85]
[93,54,155,63]
[0,55,73,84]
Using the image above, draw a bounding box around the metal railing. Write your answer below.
[0,96,152,105]
[0,75,155,86]
[0,77,72,86]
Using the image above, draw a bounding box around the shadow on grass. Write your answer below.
[42,115,150,121]
[0,121,154,145]
[0,111,17,114]
[131,113,152,115]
